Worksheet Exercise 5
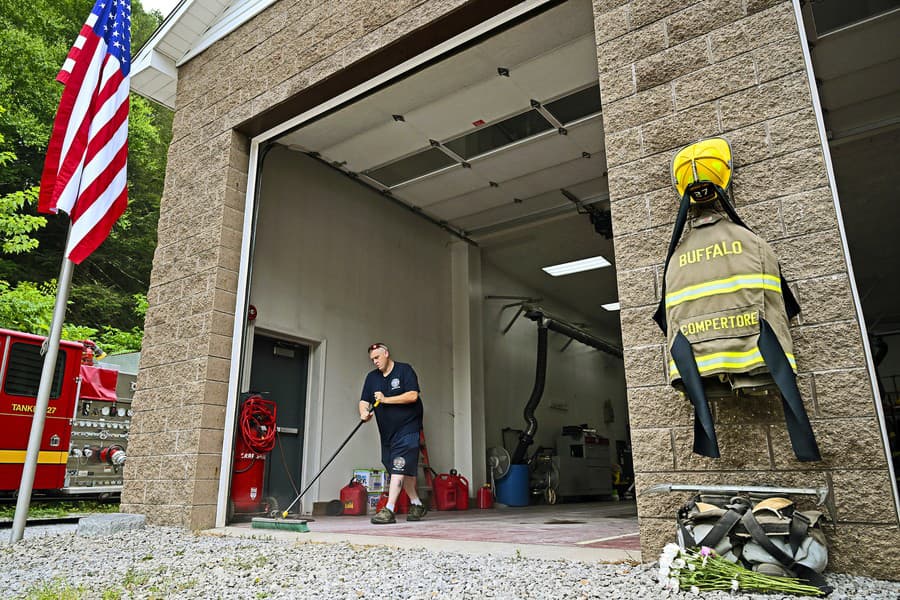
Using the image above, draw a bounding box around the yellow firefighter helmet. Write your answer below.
[672,137,733,203]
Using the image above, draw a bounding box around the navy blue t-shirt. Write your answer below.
[360,361,423,443]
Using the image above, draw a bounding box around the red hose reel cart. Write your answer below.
[229,394,279,517]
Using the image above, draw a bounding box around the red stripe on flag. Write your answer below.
[57,24,94,85]
[71,127,128,223]
[38,30,103,214]
[67,183,127,265]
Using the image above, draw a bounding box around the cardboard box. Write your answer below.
[353,468,386,492]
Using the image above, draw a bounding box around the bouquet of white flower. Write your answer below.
[657,543,825,596]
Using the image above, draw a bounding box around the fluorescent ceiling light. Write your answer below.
[542,255,610,276]
[601,302,620,311]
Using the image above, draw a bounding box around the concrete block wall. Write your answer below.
[121,0,474,529]
[592,0,899,578]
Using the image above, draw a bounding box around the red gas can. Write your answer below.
[375,489,409,514]
[341,479,368,515]
[477,484,494,509]
[450,469,469,510]
[433,473,458,510]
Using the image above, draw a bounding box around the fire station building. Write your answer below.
[127,0,900,578]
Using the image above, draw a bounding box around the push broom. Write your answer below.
[251,400,379,532]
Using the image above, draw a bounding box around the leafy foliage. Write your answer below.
[0,0,169,339]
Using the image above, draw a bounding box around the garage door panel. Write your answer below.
[391,166,488,207]
[469,133,582,183]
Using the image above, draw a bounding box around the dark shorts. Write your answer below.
[381,431,420,476]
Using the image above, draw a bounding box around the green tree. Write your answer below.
[0,0,169,333]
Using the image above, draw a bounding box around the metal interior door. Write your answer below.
[249,335,309,512]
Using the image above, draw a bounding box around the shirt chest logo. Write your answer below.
[390,378,400,390]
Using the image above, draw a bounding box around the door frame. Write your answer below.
[215,0,560,527]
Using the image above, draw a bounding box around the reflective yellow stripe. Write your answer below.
[670,351,796,377]
[666,274,781,308]
[0,450,69,465]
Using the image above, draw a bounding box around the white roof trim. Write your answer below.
[131,0,277,108]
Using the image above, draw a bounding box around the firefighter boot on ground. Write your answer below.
[406,502,427,522]
[370,507,396,524]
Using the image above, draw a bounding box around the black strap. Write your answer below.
[671,332,720,458]
[741,510,799,570]
[653,192,693,333]
[757,319,821,462]
[789,511,810,556]
[697,508,743,549]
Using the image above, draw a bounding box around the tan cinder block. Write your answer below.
[770,418,886,470]
[673,425,772,471]
[627,385,692,429]
[795,274,857,326]
[598,64,635,103]
[198,428,226,454]
[708,3,795,63]
[736,198,784,239]
[792,321,865,372]
[620,305,664,348]
[634,37,708,92]
[781,186,837,236]
[719,71,811,130]
[642,102,720,155]
[612,225,671,270]
[828,524,900,580]
[812,369,877,419]
[630,0,695,29]
[593,2,631,43]
[647,187,679,228]
[610,193,650,235]
[596,21,668,72]
[831,470,897,524]
[638,516,676,560]
[665,1,746,46]
[772,229,846,281]
[616,266,658,309]
[624,344,666,388]
[674,55,757,111]
[189,504,218,532]
[604,127,644,168]
[631,428,675,472]
[603,85,674,134]
[746,0,790,16]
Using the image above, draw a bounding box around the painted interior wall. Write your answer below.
[249,146,455,506]
[481,261,628,464]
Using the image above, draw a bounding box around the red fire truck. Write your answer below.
[0,329,132,498]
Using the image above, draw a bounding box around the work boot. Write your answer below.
[406,502,428,522]
[370,507,395,524]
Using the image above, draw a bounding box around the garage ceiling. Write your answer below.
[273,1,900,338]
[805,5,900,334]
[276,0,619,329]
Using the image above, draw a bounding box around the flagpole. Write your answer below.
[10,228,76,543]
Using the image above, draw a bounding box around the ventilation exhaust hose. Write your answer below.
[511,319,548,464]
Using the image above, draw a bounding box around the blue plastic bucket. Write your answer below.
[495,464,529,506]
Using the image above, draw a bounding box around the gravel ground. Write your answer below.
[0,526,898,599]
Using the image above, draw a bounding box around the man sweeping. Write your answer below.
[360,343,428,524]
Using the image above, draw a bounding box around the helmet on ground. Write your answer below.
[671,137,733,204]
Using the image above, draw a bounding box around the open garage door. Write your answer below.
[799,1,900,498]
[230,0,636,547]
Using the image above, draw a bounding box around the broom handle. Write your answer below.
[282,400,379,516]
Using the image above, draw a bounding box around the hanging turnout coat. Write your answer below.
[653,190,821,462]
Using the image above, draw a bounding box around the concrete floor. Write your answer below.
[222,500,641,563]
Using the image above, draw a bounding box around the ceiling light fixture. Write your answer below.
[601,302,620,311]
[542,256,611,277]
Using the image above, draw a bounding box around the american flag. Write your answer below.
[38,0,132,264]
